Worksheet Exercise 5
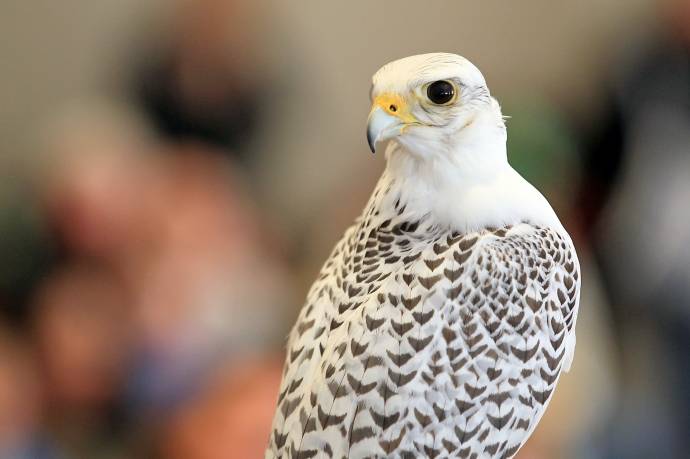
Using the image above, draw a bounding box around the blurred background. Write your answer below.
[1,0,689,457]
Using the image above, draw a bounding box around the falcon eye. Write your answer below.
[426,80,455,105]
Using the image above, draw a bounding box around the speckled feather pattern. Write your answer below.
[266,178,580,459]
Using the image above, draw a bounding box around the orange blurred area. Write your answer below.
[1,0,690,458]
[32,263,130,410]
[160,359,283,459]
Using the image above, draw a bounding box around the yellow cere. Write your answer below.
[372,93,418,124]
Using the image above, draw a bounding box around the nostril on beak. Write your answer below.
[389,104,397,113]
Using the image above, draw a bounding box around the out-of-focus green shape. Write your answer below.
[0,181,55,320]
[503,98,581,213]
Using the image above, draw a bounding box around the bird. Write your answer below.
[266,52,580,459]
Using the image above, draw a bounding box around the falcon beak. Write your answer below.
[366,93,415,153]
[367,108,402,153]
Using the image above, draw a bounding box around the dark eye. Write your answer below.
[426,80,455,105]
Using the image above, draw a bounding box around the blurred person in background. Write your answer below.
[132,0,265,163]
[577,0,690,457]
[32,102,291,457]
[31,263,131,458]
[0,327,57,459]
[0,0,291,456]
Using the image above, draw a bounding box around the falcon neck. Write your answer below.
[367,141,562,235]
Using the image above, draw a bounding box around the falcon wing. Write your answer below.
[267,222,580,459]
[405,223,580,458]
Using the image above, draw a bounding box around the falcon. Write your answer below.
[267,53,580,459]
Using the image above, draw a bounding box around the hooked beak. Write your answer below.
[366,107,403,153]
[366,93,416,153]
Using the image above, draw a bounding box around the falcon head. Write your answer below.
[366,53,504,159]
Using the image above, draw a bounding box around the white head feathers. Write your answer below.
[372,53,488,93]
[365,53,564,234]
